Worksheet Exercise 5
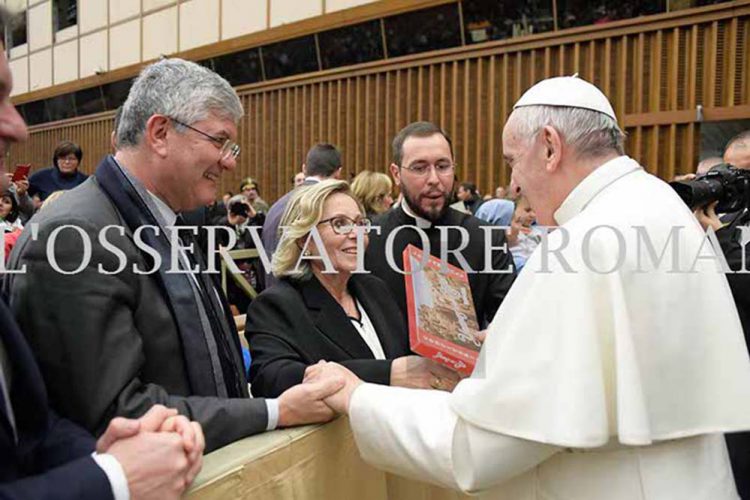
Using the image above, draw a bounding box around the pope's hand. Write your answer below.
[304,361,362,414]
[277,369,345,426]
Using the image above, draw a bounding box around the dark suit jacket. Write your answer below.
[5,177,268,452]
[245,274,410,397]
[715,211,750,499]
[0,299,112,500]
[365,206,515,328]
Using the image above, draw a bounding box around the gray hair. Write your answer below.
[509,106,625,158]
[117,58,243,147]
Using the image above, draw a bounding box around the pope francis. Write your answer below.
[304,76,750,499]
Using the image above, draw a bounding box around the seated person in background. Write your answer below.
[0,189,22,232]
[245,180,460,398]
[351,170,394,218]
[0,189,23,261]
[217,194,266,312]
[28,140,88,201]
[507,195,543,271]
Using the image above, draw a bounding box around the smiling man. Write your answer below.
[5,58,344,453]
[364,122,515,330]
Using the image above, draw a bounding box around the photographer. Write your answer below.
[217,194,266,312]
[689,130,750,499]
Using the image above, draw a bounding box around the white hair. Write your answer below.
[117,58,243,148]
[509,105,625,158]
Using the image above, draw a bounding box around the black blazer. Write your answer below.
[245,274,410,397]
[0,299,113,500]
[365,206,516,328]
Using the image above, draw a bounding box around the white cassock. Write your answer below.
[349,156,750,499]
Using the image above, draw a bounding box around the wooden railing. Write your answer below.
[10,1,750,201]
[187,416,467,500]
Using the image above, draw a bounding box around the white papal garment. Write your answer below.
[349,156,750,499]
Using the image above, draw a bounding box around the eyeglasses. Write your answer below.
[401,161,455,177]
[318,215,372,235]
[170,118,241,161]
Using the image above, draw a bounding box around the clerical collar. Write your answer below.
[554,155,642,225]
[400,201,432,228]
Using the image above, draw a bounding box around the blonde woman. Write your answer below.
[351,170,394,218]
[244,179,459,397]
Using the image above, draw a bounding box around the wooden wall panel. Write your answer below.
[12,5,750,203]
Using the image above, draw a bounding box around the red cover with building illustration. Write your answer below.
[403,244,482,376]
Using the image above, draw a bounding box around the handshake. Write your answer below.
[278,355,463,423]
[96,404,205,500]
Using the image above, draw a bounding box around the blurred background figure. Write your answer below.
[351,170,394,218]
[673,156,724,181]
[456,181,483,214]
[0,189,21,231]
[262,143,343,288]
[245,179,458,398]
[28,140,88,201]
[494,185,508,199]
[723,130,750,169]
[507,195,543,272]
[0,188,23,260]
[222,191,233,206]
[697,156,723,175]
[475,198,514,227]
[217,193,266,313]
[240,177,270,214]
[293,171,306,187]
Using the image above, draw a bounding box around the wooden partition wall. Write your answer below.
[10,1,750,203]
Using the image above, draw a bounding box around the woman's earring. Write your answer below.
[303,249,311,257]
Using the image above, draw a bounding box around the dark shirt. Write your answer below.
[714,208,750,500]
[464,195,484,215]
[365,206,515,328]
[28,167,88,201]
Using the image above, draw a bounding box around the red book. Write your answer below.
[403,244,482,376]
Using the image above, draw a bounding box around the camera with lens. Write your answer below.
[229,199,250,218]
[670,163,750,213]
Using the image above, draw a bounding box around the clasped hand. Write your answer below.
[301,355,464,416]
[95,405,205,500]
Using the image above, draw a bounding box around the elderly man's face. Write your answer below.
[724,141,750,170]
[390,133,454,221]
[0,49,29,179]
[502,116,547,213]
[167,113,237,211]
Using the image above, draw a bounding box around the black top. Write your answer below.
[365,206,516,328]
[245,274,410,397]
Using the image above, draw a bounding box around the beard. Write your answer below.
[401,186,450,222]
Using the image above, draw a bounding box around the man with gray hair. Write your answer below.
[6,58,343,453]
[306,77,750,498]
